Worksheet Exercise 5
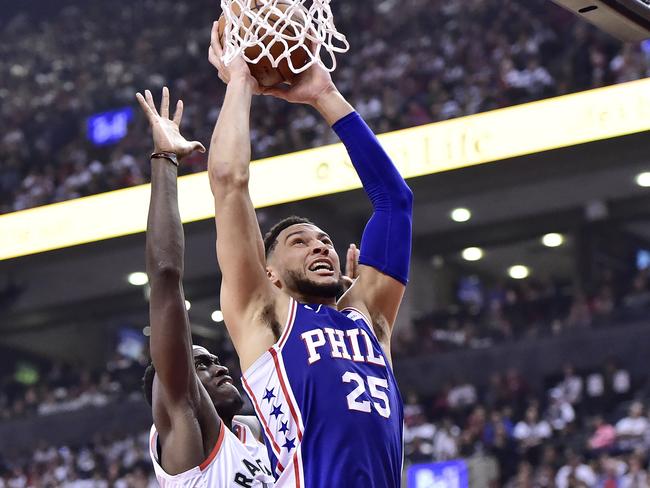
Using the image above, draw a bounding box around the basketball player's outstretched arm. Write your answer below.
[264,66,413,353]
[138,88,220,473]
[207,23,287,371]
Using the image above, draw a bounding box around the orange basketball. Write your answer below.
[217,1,311,87]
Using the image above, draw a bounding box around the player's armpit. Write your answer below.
[338,265,405,358]
[212,188,287,369]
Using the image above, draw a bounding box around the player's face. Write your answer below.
[269,224,343,299]
[193,347,243,418]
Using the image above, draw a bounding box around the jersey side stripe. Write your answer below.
[269,347,303,441]
[241,375,285,472]
[292,451,301,488]
[199,421,226,471]
[277,298,298,349]
[271,347,306,435]
[296,443,305,487]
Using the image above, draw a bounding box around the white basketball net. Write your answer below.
[220,0,349,74]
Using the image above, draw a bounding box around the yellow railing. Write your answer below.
[2,78,650,260]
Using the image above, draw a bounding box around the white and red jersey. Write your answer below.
[149,419,274,488]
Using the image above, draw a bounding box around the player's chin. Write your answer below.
[311,276,344,297]
[215,383,243,405]
[218,381,240,396]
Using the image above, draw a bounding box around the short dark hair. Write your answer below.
[142,362,155,407]
[263,216,314,258]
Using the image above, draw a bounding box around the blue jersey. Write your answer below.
[242,297,403,487]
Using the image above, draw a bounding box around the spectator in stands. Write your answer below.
[514,405,552,462]
[596,454,627,487]
[546,388,576,432]
[484,410,514,445]
[447,378,478,411]
[586,360,632,415]
[623,271,650,312]
[404,406,436,448]
[490,421,519,485]
[432,417,460,461]
[506,461,535,488]
[2,0,649,215]
[555,450,597,488]
[615,402,649,453]
[505,368,529,413]
[588,415,617,454]
[566,291,593,328]
[621,455,648,487]
[0,431,155,487]
[556,363,583,405]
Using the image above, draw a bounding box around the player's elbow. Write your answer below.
[147,263,183,284]
[208,160,250,191]
[394,182,413,214]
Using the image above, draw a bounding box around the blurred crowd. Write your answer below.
[0,353,145,421]
[3,266,648,421]
[0,432,155,488]
[403,361,650,487]
[394,267,650,357]
[2,0,650,214]
[2,358,648,487]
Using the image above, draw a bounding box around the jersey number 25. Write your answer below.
[342,371,391,418]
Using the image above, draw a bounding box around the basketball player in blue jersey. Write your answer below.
[136,87,274,487]
[207,20,412,488]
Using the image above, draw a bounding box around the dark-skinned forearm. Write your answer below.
[146,156,195,382]
[146,159,184,281]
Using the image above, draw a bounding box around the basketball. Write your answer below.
[217,1,311,87]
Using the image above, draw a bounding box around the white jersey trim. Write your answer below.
[241,297,306,485]
[148,421,225,482]
[340,306,376,335]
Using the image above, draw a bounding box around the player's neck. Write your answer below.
[291,292,337,308]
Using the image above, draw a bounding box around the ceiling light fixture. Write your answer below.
[462,247,484,262]
[542,233,564,248]
[508,265,530,280]
[127,272,148,286]
[636,172,650,187]
[451,208,472,223]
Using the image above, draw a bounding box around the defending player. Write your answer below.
[136,87,274,488]
[207,20,413,488]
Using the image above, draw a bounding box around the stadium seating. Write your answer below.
[2,0,649,214]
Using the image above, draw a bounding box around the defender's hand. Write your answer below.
[342,243,360,291]
[136,87,206,158]
[209,21,260,92]
[262,59,337,106]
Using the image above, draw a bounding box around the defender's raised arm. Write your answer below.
[138,88,221,474]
